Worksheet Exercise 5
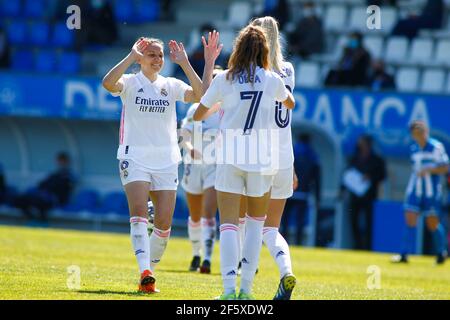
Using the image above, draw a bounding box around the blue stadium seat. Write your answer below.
[29,22,50,46]
[35,50,56,73]
[63,189,100,212]
[94,192,128,215]
[7,21,28,45]
[52,22,75,48]
[24,0,46,19]
[11,50,34,71]
[114,0,134,23]
[58,52,81,74]
[135,0,160,23]
[0,0,21,18]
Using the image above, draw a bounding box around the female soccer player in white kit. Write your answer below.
[180,67,223,273]
[194,25,295,300]
[240,16,298,300]
[102,32,222,293]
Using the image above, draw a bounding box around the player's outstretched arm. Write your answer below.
[169,40,202,103]
[102,38,149,93]
[282,91,296,109]
[193,104,209,121]
[201,30,223,94]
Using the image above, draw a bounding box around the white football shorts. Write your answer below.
[181,163,216,194]
[118,159,178,191]
[271,166,294,199]
[215,164,274,197]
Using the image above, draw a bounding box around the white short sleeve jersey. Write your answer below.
[272,61,295,169]
[111,71,191,170]
[200,67,289,172]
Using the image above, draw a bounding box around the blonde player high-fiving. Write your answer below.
[194,25,295,300]
[102,31,222,294]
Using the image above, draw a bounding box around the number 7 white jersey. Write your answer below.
[200,66,289,172]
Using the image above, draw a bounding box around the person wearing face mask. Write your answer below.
[367,59,396,92]
[325,32,371,88]
[287,1,324,58]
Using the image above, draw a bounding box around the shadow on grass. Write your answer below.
[159,269,221,276]
[75,289,146,297]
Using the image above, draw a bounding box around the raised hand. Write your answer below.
[202,30,223,64]
[169,40,189,66]
[130,38,149,64]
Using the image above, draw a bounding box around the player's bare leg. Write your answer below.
[124,181,155,293]
[200,187,217,273]
[185,192,203,271]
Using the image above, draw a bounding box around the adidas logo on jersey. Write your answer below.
[138,88,144,93]
[276,251,286,258]
[226,270,236,276]
[242,258,249,264]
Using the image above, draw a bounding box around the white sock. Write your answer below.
[263,227,293,278]
[130,216,150,273]
[220,224,239,295]
[238,217,246,263]
[188,217,202,257]
[149,227,171,271]
[240,215,266,294]
[201,217,216,262]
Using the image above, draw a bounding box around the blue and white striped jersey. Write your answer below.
[405,138,449,199]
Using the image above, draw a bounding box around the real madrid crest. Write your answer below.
[120,160,129,171]
[161,88,168,97]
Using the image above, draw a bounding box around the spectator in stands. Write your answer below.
[367,59,396,91]
[0,163,5,204]
[13,152,76,223]
[325,31,371,88]
[86,0,118,46]
[260,0,290,30]
[287,1,324,58]
[281,134,321,245]
[0,27,10,69]
[391,0,444,40]
[341,135,386,251]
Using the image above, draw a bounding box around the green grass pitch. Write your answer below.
[0,225,449,300]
